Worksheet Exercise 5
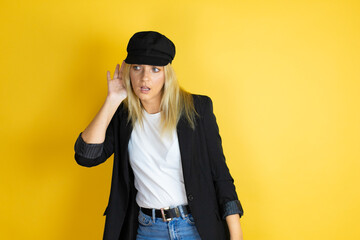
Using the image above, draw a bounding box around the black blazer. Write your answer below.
[74,94,243,240]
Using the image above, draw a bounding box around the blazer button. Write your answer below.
[187,194,194,201]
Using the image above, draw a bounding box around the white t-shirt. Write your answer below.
[127,109,188,209]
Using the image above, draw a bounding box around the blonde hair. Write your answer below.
[121,63,198,136]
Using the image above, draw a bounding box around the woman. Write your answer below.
[74,31,244,240]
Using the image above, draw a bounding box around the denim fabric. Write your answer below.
[222,199,244,219]
[136,208,201,240]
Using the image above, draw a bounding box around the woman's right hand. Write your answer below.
[106,60,127,103]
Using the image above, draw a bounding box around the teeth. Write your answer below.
[141,87,150,90]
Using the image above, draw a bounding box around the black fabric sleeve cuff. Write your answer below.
[74,132,104,159]
[222,199,244,219]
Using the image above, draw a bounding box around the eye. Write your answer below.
[152,67,160,72]
[132,65,141,70]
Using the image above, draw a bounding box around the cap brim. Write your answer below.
[125,54,170,66]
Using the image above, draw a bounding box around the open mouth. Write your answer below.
[140,86,150,93]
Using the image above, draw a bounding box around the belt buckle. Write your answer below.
[182,206,189,217]
[160,207,172,222]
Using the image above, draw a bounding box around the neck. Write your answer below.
[141,101,161,114]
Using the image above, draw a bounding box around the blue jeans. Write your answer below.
[136,207,202,240]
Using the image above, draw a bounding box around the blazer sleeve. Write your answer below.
[202,96,244,219]
[73,108,118,167]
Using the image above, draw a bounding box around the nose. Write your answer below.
[141,66,151,82]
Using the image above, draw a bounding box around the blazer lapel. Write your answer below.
[119,109,134,188]
[176,114,195,184]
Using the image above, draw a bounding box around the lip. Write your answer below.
[140,86,150,94]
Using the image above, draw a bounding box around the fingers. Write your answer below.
[113,63,120,79]
[107,71,111,81]
[119,60,125,75]
[108,62,125,81]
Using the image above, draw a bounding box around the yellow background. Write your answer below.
[1,0,359,239]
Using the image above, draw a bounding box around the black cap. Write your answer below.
[124,31,176,66]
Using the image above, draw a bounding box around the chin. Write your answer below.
[137,93,151,102]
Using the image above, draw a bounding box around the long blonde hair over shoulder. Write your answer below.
[121,62,198,136]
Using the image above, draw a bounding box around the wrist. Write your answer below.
[106,94,125,105]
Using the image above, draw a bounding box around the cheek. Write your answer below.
[129,75,137,87]
[153,75,165,89]
[129,71,138,81]
[129,78,137,93]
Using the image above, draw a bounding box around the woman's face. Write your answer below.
[130,64,165,109]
